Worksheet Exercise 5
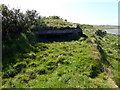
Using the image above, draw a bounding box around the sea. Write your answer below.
[105,29,120,35]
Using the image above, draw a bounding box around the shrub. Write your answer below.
[95,29,107,37]
[1,4,42,43]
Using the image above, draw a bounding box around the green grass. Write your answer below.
[2,28,119,88]
[98,34,120,87]
[2,6,118,88]
[44,19,76,28]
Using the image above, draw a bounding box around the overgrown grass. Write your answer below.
[97,34,120,87]
[44,19,76,28]
[2,5,119,88]
[2,28,119,88]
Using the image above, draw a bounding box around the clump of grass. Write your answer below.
[14,62,27,70]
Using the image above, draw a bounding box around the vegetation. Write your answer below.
[1,4,120,88]
[42,17,93,30]
[95,29,107,37]
[44,19,76,28]
[98,34,120,87]
[2,4,41,43]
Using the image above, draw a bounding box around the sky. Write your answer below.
[0,0,119,25]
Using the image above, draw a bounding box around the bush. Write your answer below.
[1,4,41,43]
[48,16,61,20]
[95,29,107,37]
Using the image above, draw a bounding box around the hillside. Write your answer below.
[2,30,119,88]
[2,4,120,88]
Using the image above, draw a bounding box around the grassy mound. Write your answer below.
[2,28,119,88]
[2,4,119,88]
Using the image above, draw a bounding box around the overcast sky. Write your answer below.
[1,0,119,25]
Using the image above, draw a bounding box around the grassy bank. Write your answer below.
[2,28,119,88]
[98,34,120,87]
[2,4,119,88]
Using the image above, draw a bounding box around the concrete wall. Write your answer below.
[35,28,83,36]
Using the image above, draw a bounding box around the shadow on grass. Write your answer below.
[97,45,111,66]
[94,37,111,67]
[89,36,111,78]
